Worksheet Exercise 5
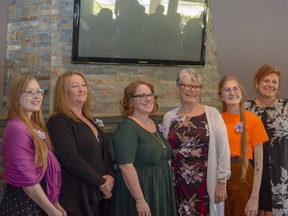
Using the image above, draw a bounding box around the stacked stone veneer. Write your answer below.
[3,0,221,116]
[1,0,221,201]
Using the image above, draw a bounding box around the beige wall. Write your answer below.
[211,0,288,98]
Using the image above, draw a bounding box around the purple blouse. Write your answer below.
[2,118,61,204]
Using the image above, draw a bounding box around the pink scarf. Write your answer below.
[2,118,61,204]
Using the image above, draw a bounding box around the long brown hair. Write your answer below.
[7,75,52,169]
[218,75,249,180]
[52,71,93,121]
[120,80,159,117]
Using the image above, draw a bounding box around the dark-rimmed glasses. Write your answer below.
[133,93,156,101]
[179,84,202,92]
[222,86,241,95]
[23,88,45,97]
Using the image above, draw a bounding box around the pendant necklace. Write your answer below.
[152,131,167,157]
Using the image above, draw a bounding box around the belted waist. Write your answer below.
[231,156,253,164]
[231,157,240,163]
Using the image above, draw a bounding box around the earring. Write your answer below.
[221,98,224,101]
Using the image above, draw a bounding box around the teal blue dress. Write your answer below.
[111,118,177,216]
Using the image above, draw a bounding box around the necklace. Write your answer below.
[151,131,167,157]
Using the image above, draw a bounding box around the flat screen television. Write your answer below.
[72,0,207,66]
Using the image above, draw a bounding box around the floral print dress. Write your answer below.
[168,113,210,216]
[245,99,288,215]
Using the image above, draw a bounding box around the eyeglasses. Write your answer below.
[222,86,241,94]
[179,84,202,92]
[23,88,45,97]
[133,93,156,101]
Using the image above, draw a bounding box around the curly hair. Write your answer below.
[120,81,159,117]
[254,64,281,86]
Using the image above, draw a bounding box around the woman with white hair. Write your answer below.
[162,68,231,215]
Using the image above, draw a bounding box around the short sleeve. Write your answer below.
[112,119,138,165]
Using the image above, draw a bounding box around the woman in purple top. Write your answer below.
[0,75,65,216]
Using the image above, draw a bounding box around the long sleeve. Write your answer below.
[205,106,230,216]
[47,114,105,186]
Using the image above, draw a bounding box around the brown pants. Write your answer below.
[225,162,254,216]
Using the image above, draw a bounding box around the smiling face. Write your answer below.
[177,76,202,105]
[67,74,88,108]
[132,84,155,116]
[220,79,242,107]
[19,79,43,118]
[256,73,279,99]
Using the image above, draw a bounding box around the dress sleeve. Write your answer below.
[112,119,138,165]
[2,119,44,187]
[47,114,105,186]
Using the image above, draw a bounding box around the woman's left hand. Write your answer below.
[103,191,112,199]
[214,182,226,204]
[99,175,114,198]
[245,197,258,216]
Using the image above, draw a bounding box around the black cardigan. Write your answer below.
[47,113,114,216]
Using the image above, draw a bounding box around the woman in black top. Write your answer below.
[47,71,114,216]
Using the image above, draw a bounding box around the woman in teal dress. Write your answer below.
[111,80,177,216]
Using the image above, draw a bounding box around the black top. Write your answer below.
[47,113,113,216]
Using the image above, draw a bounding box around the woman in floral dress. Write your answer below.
[162,68,231,216]
[245,64,288,216]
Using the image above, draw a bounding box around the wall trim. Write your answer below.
[0,113,165,137]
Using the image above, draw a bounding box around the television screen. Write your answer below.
[72,0,207,66]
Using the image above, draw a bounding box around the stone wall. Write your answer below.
[3,0,221,116]
[1,0,221,202]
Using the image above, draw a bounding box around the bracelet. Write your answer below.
[217,179,227,184]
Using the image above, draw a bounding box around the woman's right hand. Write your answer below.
[136,198,151,216]
[54,203,67,216]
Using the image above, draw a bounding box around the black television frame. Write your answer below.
[71,0,207,66]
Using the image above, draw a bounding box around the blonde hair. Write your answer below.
[52,71,92,121]
[7,75,52,169]
[218,75,249,180]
